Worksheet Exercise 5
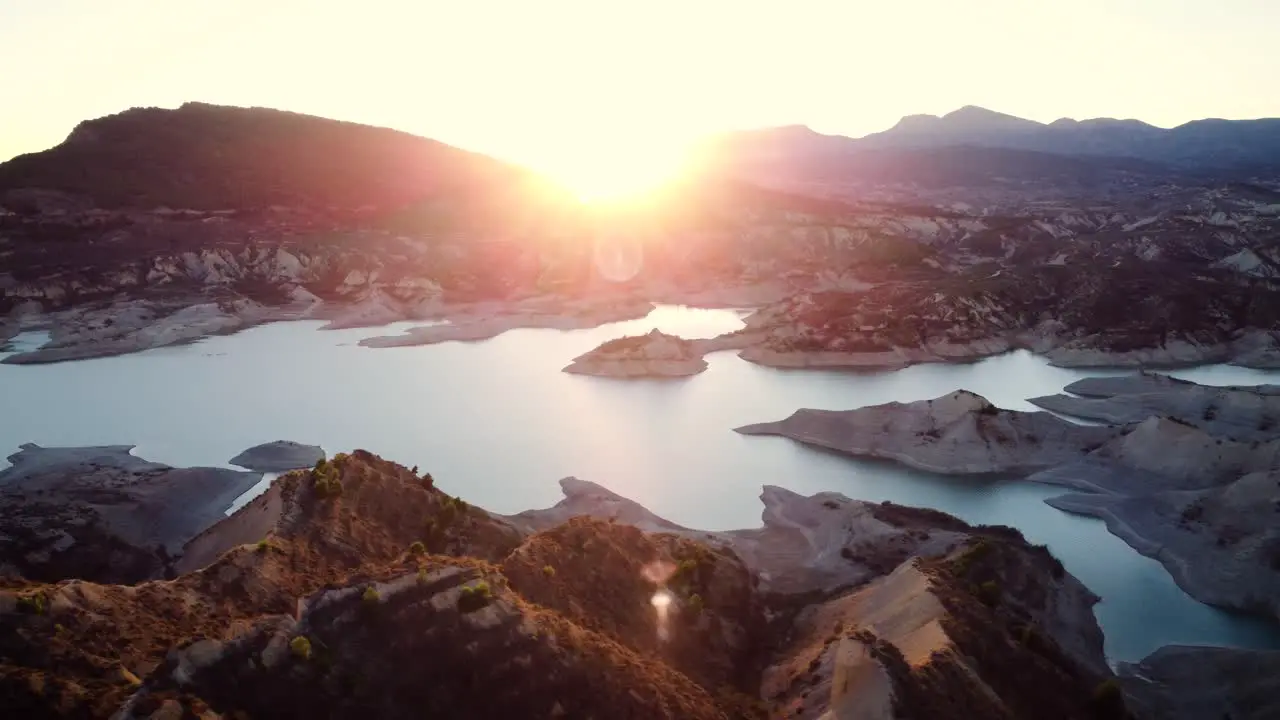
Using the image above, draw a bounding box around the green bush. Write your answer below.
[457,582,493,613]
[952,539,993,576]
[417,568,429,585]
[255,539,272,553]
[290,635,312,661]
[313,475,343,499]
[686,593,704,616]
[1089,679,1128,720]
[16,593,45,615]
[362,586,380,606]
[977,580,1001,607]
[542,565,556,578]
[408,541,426,556]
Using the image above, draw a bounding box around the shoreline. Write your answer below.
[6,281,1280,372]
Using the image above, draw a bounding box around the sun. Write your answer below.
[532,136,693,204]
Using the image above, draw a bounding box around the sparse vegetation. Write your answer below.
[822,499,840,509]
[686,593,704,616]
[457,582,493,613]
[290,635,312,661]
[255,539,272,553]
[1203,404,1218,421]
[977,580,1001,607]
[311,461,344,499]
[362,586,380,606]
[408,541,426,556]
[1089,679,1128,720]
[421,472,434,490]
[1179,500,1205,526]
[951,538,993,576]
[542,565,556,578]
[16,593,46,615]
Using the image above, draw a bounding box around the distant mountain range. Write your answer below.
[860,105,1280,169]
[703,106,1280,187]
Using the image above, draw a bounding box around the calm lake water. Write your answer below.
[2,304,1279,661]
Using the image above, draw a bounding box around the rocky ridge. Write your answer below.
[1,450,1127,719]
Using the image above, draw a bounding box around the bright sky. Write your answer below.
[3,0,1279,198]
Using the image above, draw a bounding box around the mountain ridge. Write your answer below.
[722,105,1280,171]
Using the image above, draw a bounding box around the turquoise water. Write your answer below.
[2,305,1278,661]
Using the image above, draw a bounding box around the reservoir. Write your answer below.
[3,304,1278,661]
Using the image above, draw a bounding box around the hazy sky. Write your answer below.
[4,0,1279,194]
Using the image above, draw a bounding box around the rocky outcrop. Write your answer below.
[0,444,262,584]
[1031,371,1280,441]
[1045,469,1280,619]
[739,380,1280,621]
[1117,645,1280,720]
[228,441,325,472]
[735,390,1120,475]
[0,451,1123,719]
[509,478,968,595]
[563,329,708,377]
[764,543,1111,720]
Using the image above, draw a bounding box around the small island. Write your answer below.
[229,440,326,472]
[562,329,708,378]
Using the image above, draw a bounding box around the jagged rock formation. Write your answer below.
[0,444,261,584]
[1116,645,1280,720]
[563,329,708,377]
[735,391,1120,475]
[0,451,1124,719]
[228,441,325,472]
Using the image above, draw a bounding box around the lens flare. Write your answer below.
[651,589,674,641]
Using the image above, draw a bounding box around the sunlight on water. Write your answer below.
[1,305,1278,661]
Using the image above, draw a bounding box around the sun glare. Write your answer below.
[532,137,693,204]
